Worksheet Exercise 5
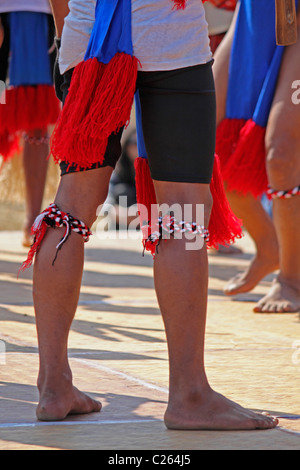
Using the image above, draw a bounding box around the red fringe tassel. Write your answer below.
[0,85,60,135]
[216,118,268,198]
[0,131,21,162]
[216,118,246,166]
[0,85,60,161]
[18,221,48,276]
[134,157,158,256]
[134,155,243,255]
[208,154,243,249]
[51,54,138,169]
[172,0,187,9]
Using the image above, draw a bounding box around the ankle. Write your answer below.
[277,274,300,293]
[255,238,279,259]
[168,379,211,406]
[38,365,73,394]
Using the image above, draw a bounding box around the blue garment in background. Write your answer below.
[226,0,298,127]
[9,11,52,87]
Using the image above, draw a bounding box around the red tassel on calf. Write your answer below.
[134,157,158,256]
[134,155,243,255]
[208,154,243,249]
[18,219,48,276]
[51,53,138,169]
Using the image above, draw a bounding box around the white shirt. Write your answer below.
[59,0,97,74]
[132,0,211,71]
[0,0,51,14]
[204,2,234,35]
[59,0,211,74]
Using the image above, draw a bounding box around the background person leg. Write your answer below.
[255,19,300,313]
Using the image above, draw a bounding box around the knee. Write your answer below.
[265,133,300,187]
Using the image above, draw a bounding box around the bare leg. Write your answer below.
[254,20,300,313]
[213,13,279,295]
[213,2,239,127]
[34,167,113,420]
[153,181,277,430]
[22,129,49,246]
[224,191,279,295]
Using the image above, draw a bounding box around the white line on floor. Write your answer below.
[0,419,161,429]
[71,357,169,395]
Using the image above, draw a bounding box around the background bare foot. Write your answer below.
[224,253,279,295]
[254,276,300,313]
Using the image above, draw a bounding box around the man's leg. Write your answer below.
[153,180,277,430]
[34,167,112,420]
[22,129,49,247]
[223,191,279,295]
[213,8,279,295]
[254,19,300,313]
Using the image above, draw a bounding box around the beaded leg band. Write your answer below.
[142,215,210,256]
[23,133,50,146]
[267,184,300,199]
[19,203,92,274]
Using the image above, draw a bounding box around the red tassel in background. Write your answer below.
[51,53,138,170]
[0,131,20,162]
[0,85,60,162]
[216,118,268,198]
[0,85,60,135]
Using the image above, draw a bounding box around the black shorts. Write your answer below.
[58,60,216,184]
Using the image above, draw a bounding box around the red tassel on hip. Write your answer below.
[51,53,138,169]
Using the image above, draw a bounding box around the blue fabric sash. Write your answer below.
[83,0,147,160]
[226,0,298,128]
[85,0,133,63]
[9,12,52,87]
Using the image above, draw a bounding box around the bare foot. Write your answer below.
[164,387,278,431]
[211,244,243,255]
[253,276,300,313]
[224,252,279,296]
[36,379,102,421]
[22,231,33,248]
